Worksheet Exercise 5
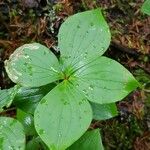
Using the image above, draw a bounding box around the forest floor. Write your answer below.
[0,0,150,150]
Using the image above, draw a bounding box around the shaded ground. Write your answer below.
[0,0,150,149]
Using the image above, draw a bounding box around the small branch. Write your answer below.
[143,89,150,93]
[111,41,141,57]
[0,107,16,116]
[110,41,150,75]
[137,64,150,75]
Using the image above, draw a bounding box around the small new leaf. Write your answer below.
[91,102,118,120]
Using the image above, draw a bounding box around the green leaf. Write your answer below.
[71,57,140,104]
[0,85,18,112]
[5,43,61,87]
[17,109,36,136]
[90,102,118,120]
[58,9,111,74]
[0,117,25,150]
[68,129,104,150]
[34,81,92,150]
[26,136,49,150]
[14,83,55,114]
[141,0,150,15]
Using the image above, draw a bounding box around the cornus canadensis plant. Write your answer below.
[0,9,139,150]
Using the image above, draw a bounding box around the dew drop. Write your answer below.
[103,86,107,89]
[36,123,40,127]
[40,99,47,104]
[24,62,28,66]
[84,110,88,113]
[39,129,45,135]
[84,51,88,59]
[24,53,30,59]
[27,65,33,76]
[61,98,65,102]
[69,43,73,48]
[90,22,94,26]
[101,47,105,51]
[82,89,88,96]
[82,98,86,102]
[68,55,71,58]
[83,89,87,93]
[78,101,82,105]
[8,146,13,150]
[3,120,6,125]
[50,67,58,73]
[108,60,112,65]
[64,101,69,105]
[10,119,17,126]
[88,85,94,91]
[93,45,96,48]
[76,83,79,88]
[25,116,32,125]
[77,25,80,28]
[36,110,40,114]
[124,83,127,86]
[61,99,69,105]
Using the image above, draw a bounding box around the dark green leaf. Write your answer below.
[34,81,92,150]
[14,83,55,114]
[68,129,104,150]
[26,136,48,150]
[17,109,36,136]
[90,102,118,120]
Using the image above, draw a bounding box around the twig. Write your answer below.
[137,64,150,75]
[111,41,141,57]
[0,107,16,115]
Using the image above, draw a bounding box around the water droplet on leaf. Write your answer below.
[82,89,88,96]
[90,22,94,26]
[77,25,80,28]
[39,129,45,135]
[40,99,47,104]
[44,51,47,55]
[76,83,79,88]
[88,85,94,91]
[78,101,82,105]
